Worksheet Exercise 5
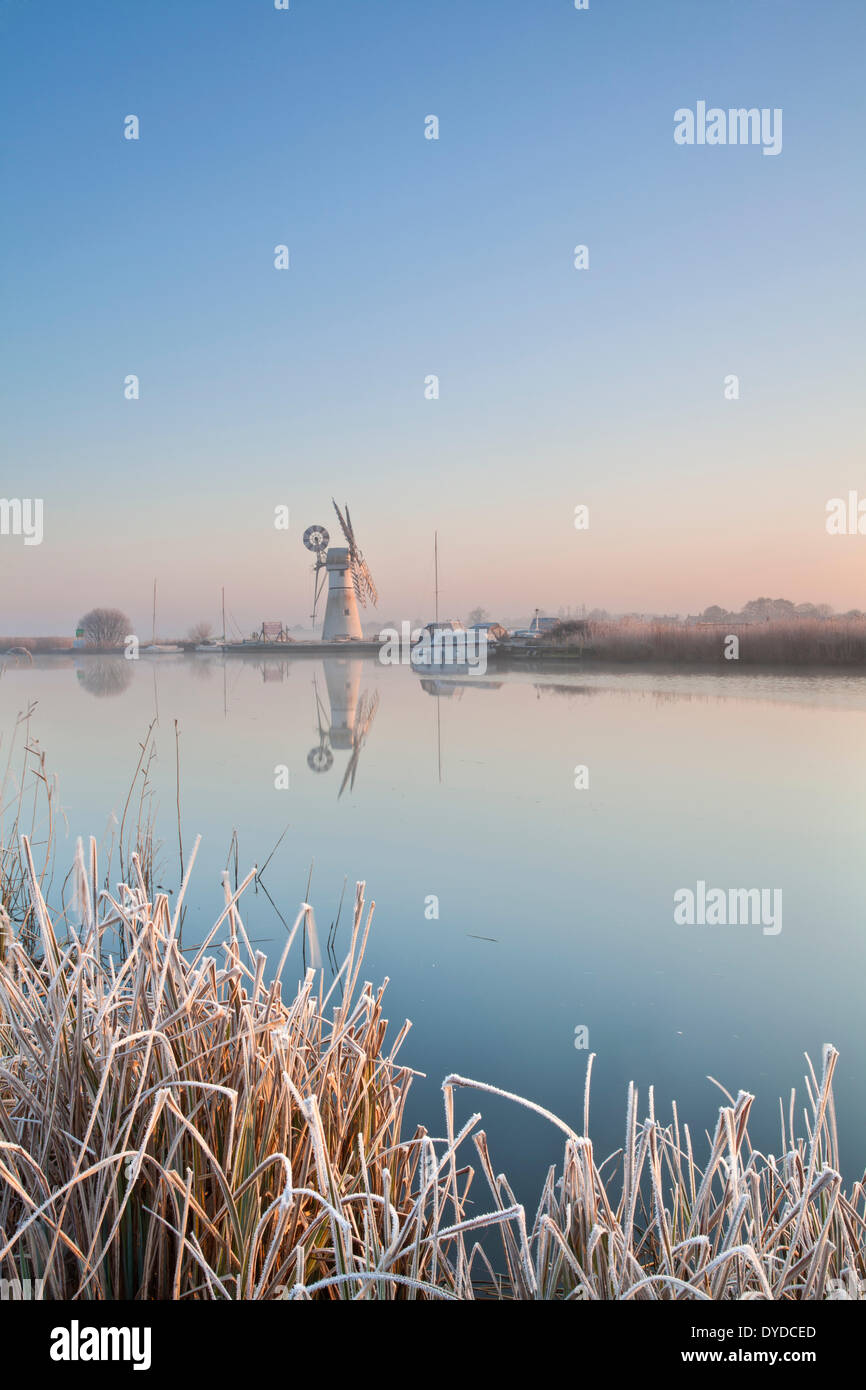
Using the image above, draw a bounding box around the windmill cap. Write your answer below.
[325,546,351,566]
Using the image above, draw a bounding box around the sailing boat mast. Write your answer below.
[152,580,157,645]
[434,531,442,782]
[221,586,226,642]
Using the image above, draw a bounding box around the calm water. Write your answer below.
[3,653,865,1192]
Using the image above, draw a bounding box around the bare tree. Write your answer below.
[188,620,214,644]
[466,606,488,627]
[78,608,130,648]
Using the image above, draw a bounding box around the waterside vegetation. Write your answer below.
[0,835,863,1300]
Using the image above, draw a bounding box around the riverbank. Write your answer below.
[509,616,866,665]
[0,836,862,1300]
[5,616,866,665]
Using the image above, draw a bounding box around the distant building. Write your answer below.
[469,621,508,642]
[416,619,466,637]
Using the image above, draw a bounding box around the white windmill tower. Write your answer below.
[303,501,379,642]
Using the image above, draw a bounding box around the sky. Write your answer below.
[1,0,865,635]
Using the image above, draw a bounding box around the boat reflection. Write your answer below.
[418,677,502,699]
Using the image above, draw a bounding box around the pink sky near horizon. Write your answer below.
[3,488,864,637]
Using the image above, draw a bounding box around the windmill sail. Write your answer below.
[332,499,379,607]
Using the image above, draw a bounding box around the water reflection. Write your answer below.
[261,660,291,683]
[75,657,134,698]
[4,652,866,1194]
[419,678,502,698]
[308,658,379,796]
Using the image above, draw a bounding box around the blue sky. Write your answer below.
[2,0,865,633]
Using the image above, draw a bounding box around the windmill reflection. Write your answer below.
[308,658,379,796]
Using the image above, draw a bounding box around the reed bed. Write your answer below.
[548,617,866,665]
[0,707,58,956]
[0,837,864,1300]
[0,637,73,654]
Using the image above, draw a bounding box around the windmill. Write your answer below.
[303,501,379,641]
